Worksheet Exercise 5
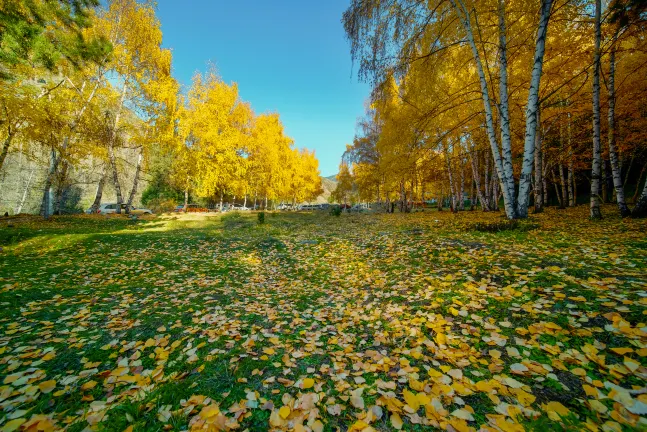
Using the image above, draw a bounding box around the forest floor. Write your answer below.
[0,207,646,432]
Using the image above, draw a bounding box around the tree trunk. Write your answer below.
[458,160,465,211]
[184,187,189,212]
[40,148,57,219]
[15,168,34,215]
[444,142,456,212]
[534,108,543,213]
[54,159,69,215]
[590,0,603,219]
[220,193,224,211]
[515,0,554,217]
[633,165,646,203]
[264,195,268,210]
[243,194,247,208]
[90,168,107,213]
[624,155,634,188]
[607,28,630,217]
[567,113,575,207]
[111,80,128,214]
[492,176,500,211]
[451,0,516,218]
[632,170,647,218]
[125,150,143,213]
[108,143,123,214]
[0,132,13,173]
[470,147,489,211]
[559,164,567,209]
[542,157,548,206]
[552,168,563,208]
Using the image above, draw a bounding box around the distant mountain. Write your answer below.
[324,174,338,182]
[310,175,337,204]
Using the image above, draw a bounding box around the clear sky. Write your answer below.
[155,0,371,177]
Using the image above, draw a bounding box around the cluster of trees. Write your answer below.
[0,0,322,217]
[337,0,647,219]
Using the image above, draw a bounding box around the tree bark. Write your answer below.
[54,159,69,215]
[108,143,124,214]
[458,160,465,211]
[607,28,630,217]
[632,170,647,218]
[470,147,489,211]
[444,142,456,211]
[633,164,646,203]
[90,168,107,213]
[0,131,13,173]
[15,168,34,215]
[517,0,553,217]
[568,113,575,206]
[451,0,516,218]
[590,0,603,219]
[40,148,58,219]
[126,150,143,213]
[111,80,128,214]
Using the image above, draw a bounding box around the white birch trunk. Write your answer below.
[516,0,554,217]
[590,0,603,219]
[451,0,516,218]
[15,169,34,215]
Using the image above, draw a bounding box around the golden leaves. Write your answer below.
[37,380,56,394]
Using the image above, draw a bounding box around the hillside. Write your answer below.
[311,175,337,204]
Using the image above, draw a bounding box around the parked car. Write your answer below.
[92,203,153,215]
[174,204,208,213]
[232,204,251,211]
[221,203,250,212]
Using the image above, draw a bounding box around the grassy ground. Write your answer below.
[0,206,646,431]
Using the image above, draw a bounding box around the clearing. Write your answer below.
[1,208,646,431]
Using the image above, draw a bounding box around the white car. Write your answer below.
[90,203,152,215]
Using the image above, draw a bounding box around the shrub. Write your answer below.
[147,198,177,214]
[330,206,342,217]
[258,212,265,224]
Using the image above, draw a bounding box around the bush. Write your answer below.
[330,206,342,217]
[141,172,183,207]
[147,198,177,214]
[59,185,83,214]
[257,212,265,224]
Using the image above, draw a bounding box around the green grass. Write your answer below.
[0,206,646,431]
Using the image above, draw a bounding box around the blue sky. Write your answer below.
[155,0,371,177]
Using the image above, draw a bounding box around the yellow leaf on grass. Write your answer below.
[403,389,420,411]
[1,418,26,432]
[390,413,403,430]
[311,420,324,432]
[302,378,314,389]
[39,380,56,394]
[81,380,97,391]
[544,401,570,421]
[279,405,290,419]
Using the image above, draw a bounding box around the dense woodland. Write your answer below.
[335,0,647,219]
[0,0,323,217]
